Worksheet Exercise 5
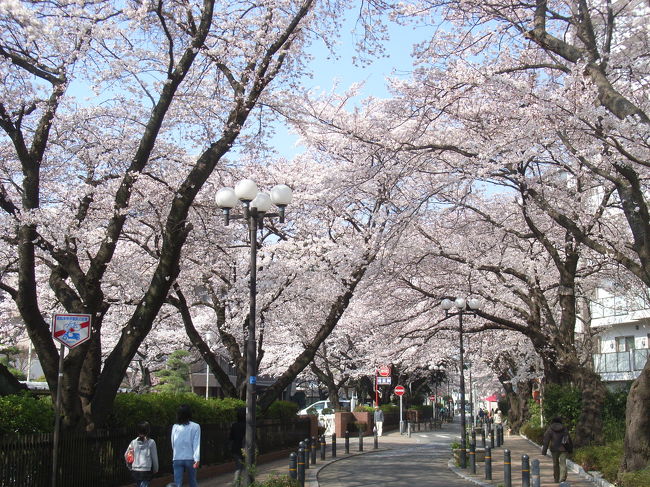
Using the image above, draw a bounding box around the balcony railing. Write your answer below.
[593,349,649,374]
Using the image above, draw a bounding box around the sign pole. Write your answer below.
[375,369,378,406]
[51,343,65,487]
[50,313,92,487]
[399,395,403,434]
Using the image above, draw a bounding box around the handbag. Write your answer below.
[126,443,135,464]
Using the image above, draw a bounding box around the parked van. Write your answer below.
[297,399,351,416]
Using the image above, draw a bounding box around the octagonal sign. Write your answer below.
[53,314,92,349]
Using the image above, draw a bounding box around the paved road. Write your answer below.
[317,430,476,487]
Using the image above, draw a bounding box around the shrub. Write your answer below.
[602,388,627,442]
[542,384,581,432]
[0,393,55,434]
[572,440,623,483]
[110,393,244,429]
[520,422,544,445]
[619,467,650,487]
[264,400,299,420]
[252,474,300,487]
[354,405,373,412]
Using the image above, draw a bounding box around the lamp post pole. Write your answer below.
[216,179,292,486]
[441,297,480,470]
[458,310,467,467]
[245,208,258,476]
[205,332,216,400]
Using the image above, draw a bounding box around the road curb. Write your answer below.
[447,459,494,487]
[308,447,389,486]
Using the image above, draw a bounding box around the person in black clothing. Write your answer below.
[542,417,573,483]
[229,407,246,486]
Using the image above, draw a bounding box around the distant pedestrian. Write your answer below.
[494,409,503,425]
[125,421,159,487]
[374,406,384,436]
[229,407,246,486]
[171,404,201,487]
[542,417,573,483]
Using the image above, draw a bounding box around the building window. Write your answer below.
[615,336,635,352]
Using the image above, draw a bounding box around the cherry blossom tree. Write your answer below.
[0,0,342,431]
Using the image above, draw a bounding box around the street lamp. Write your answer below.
[428,364,444,424]
[215,179,292,485]
[205,331,216,400]
[441,296,480,469]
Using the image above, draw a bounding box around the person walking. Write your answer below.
[171,404,201,487]
[373,406,384,437]
[125,421,159,487]
[229,407,246,486]
[542,417,573,483]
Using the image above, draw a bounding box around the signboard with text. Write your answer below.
[53,314,92,349]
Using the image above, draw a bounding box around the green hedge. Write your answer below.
[0,392,301,433]
[262,400,299,420]
[520,423,544,445]
[109,393,245,429]
[0,393,55,434]
[572,440,623,483]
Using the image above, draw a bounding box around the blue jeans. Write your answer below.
[173,459,197,487]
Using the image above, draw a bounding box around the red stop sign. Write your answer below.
[394,385,406,396]
[378,365,391,377]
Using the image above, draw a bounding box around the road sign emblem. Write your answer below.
[394,385,406,396]
[378,365,391,377]
[53,314,92,349]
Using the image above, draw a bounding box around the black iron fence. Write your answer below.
[0,417,311,487]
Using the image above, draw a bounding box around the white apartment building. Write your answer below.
[590,288,650,387]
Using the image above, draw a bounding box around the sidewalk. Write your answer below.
[449,433,608,487]
[181,424,606,487]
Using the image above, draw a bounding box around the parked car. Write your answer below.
[297,399,351,416]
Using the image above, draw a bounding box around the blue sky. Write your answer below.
[274,12,428,158]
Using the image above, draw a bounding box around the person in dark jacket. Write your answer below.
[542,417,573,483]
[229,407,246,486]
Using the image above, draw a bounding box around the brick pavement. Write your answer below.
[450,433,605,487]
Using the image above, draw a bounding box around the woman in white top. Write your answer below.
[171,404,201,487]
[125,421,159,487]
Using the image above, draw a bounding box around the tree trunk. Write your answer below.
[0,363,28,396]
[573,367,606,447]
[506,380,532,434]
[621,358,650,472]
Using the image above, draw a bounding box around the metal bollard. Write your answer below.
[469,437,476,474]
[358,429,364,452]
[320,435,326,461]
[302,439,310,469]
[311,436,318,465]
[522,454,530,487]
[332,433,337,458]
[345,430,350,454]
[498,424,503,446]
[374,428,379,449]
[297,448,305,487]
[407,422,412,437]
[531,459,540,487]
[504,449,512,487]
[485,446,492,480]
[481,427,486,449]
[289,452,297,480]
[490,425,495,448]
